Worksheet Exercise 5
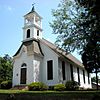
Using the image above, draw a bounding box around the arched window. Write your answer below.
[27,29,30,38]
[21,63,27,67]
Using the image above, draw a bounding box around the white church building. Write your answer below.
[13,6,91,89]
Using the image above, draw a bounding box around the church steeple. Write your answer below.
[23,5,43,41]
[31,3,35,12]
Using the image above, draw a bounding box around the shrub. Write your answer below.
[28,82,48,91]
[65,81,79,91]
[0,79,3,84]
[48,86,54,90]
[0,80,12,89]
[54,84,66,91]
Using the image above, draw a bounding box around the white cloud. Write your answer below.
[7,6,12,11]
[0,5,14,12]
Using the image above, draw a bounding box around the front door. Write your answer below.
[20,68,27,84]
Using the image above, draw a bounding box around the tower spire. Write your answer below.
[31,3,35,12]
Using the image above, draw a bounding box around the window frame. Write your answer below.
[47,60,53,80]
[88,72,90,84]
[37,30,39,36]
[77,67,80,84]
[62,61,66,80]
[27,29,30,38]
[83,70,85,84]
[70,64,74,81]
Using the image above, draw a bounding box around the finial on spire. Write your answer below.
[31,3,35,12]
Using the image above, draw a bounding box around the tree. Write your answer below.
[0,54,13,82]
[91,77,97,83]
[82,33,100,90]
[50,0,90,52]
[82,33,100,73]
[77,0,100,90]
[50,0,100,89]
[50,0,100,52]
[76,0,100,16]
[91,76,100,83]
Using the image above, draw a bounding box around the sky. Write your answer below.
[0,0,81,61]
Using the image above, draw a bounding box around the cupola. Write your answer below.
[23,5,43,41]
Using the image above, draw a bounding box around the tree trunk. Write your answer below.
[96,69,98,90]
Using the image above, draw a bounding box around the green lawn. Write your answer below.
[0,89,62,94]
[0,89,99,94]
[0,89,23,94]
[0,89,72,95]
[0,90,100,100]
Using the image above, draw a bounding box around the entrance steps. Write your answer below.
[11,85,28,90]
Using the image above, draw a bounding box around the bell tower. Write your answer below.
[23,5,43,41]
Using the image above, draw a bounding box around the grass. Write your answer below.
[0,90,100,100]
[0,89,68,94]
[0,89,100,94]
[0,90,23,94]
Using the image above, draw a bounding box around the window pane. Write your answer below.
[77,67,80,84]
[47,60,53,80]
[70,64,74,81]
[62,61,65,80]
[27,29,30,38]
[37,30,39,36]
[83,70,85,84]
[88,72,90,84]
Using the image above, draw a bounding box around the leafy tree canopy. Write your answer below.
[50,0,100,54]
[0,54,13,82]
[77,0,100,15]
[82,32,100,73]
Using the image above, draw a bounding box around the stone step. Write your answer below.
[11,85,28,90]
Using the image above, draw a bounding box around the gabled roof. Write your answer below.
[14,37,83,68]
[13,38,44,57]
[40,38,83,68]
[24,6,42,19]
